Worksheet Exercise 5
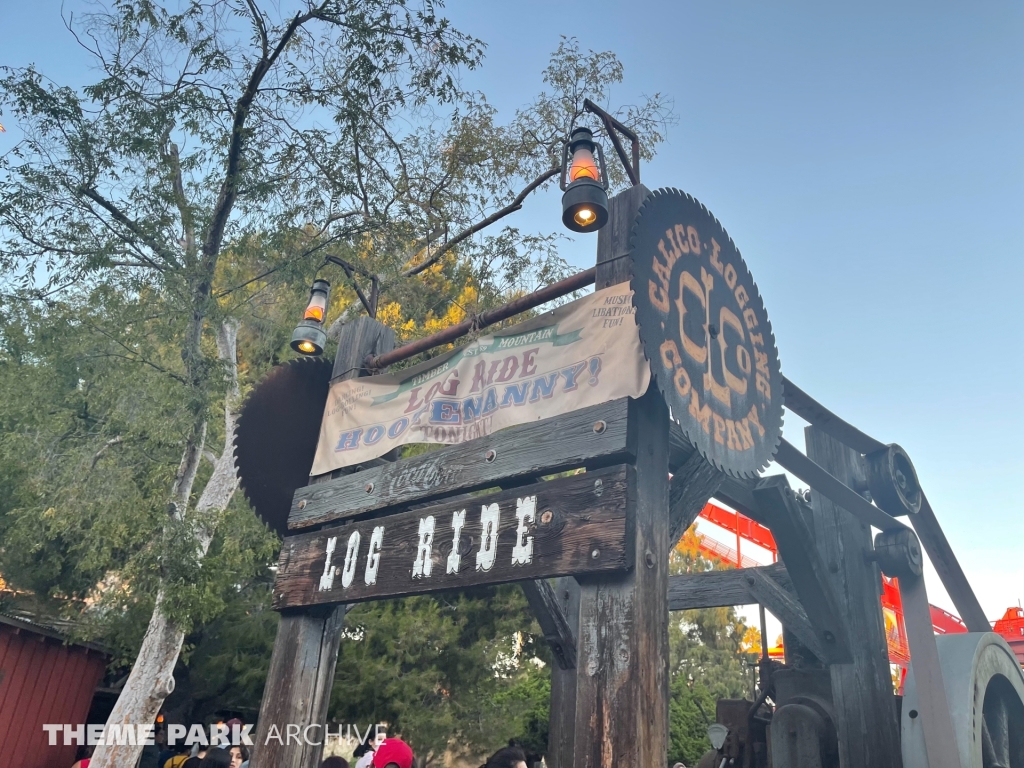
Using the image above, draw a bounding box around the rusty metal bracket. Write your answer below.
[583,98,640,187]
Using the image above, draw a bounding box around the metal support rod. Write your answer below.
[366,266,596,370]
[583,98,640,187]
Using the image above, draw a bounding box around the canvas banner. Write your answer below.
[310,282,651,475]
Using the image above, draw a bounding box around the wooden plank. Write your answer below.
[251,318,395,768]
[913,494,989,632]
[547,576,581,768]
[775,438,906,532]
[274,465,633,610]
[595,184,648,290]
[744,567,824,661]
[289,398,634,529]
[522,579,577,670]
[803,426,902,768]
[573,389,669,768]
[752,476,852,665]
[667,563,792,610]
[668,450,722,544]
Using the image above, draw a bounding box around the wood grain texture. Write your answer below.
[667,562,792,610]
[522,578,577,670]
[804,426,902,768]
[595,184,648,290]
[547,575,581,768]
[752,476,852,665]
[668,450,722,545]
[573,390,670,768]
[290,398,634,529]
[743,567,824,661]
[274,465,633,609]
[252,318,395,768]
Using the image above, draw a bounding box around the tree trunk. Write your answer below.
[91,320,241,768]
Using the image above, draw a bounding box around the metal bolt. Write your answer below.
[592,420,607,434]
[708,323,719,339]
[746,576,755,586]
[593,479,603,497]
[823,630,836,643]
[591,548,601,560]
[541,510,553,524]
[485,449,497,463]
[895,469,907,490]
[365,482,374,493]
[644,550,655,568]
[909,709,918,719]
[298,499,307,510]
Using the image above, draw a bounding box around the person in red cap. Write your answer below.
[370,738,414,768]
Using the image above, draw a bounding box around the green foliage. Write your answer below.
[330,584,549,765]
[667,529,758,766]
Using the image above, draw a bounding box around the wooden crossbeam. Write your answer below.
[289,398,634,530]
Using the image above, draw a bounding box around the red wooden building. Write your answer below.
[0,613,108,768]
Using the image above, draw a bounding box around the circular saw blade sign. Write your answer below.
[630,188,783,477]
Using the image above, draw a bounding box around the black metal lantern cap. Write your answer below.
[290,320,328,356]
[562,178,609,233]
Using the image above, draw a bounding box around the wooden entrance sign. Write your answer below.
[272,465,634,609]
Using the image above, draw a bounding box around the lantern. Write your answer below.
[290,279,331,356]
[560,127,610,233]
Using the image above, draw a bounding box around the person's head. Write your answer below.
[228,744,249,768]
[198,747,233,768]
[321,758,349,768]
[481,745,527,768]
[371,738,414,768]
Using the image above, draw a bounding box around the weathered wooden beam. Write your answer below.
[743,567,824,661]
[668,451,721,545]
[274,465,633,609]
[289,398,634,530]
[803,427,902,768]
[752,476,852,665]
[572,185,669,768]
[251,317,396,768]
[667,563,792,610]
[574,389,669,768]
[522,579,577,670]
[547,576,581,768]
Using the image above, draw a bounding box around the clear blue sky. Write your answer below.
[3,1,1022,618]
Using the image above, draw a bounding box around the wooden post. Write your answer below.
[547,575,581,768]
[251,317,395,768]
[562,185,671,767]
[804,427,902,768]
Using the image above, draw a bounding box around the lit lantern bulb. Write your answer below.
[297,340,317,354]
[568,146,600,182]
[574,208,596,226]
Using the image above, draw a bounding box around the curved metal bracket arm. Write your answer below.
[321,254,380,319]
[583,98,640,187]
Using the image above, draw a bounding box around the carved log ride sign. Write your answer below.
[273,465,632,609]
[629,188,783,478]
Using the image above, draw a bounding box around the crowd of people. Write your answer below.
[67,726,533,768]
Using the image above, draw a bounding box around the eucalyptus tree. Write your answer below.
[0,1,670,763]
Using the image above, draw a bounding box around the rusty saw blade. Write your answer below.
[234,357,333,535]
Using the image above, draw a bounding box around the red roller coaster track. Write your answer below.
[692,501,1023,669]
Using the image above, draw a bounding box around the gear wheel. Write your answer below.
[234,357,333,535]
[628,188,784,478]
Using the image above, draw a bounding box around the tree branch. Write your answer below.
[403,167,559,277]
[77,185,181,268]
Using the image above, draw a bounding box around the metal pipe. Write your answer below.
[366,266,597,370]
